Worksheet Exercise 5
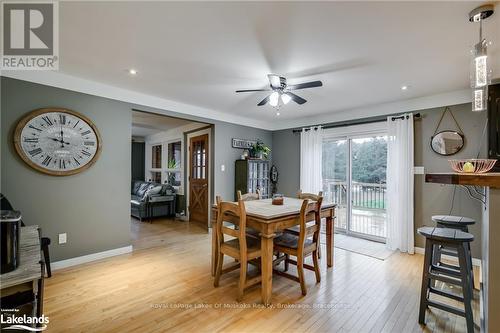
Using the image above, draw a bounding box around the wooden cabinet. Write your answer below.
[234,160,270,200]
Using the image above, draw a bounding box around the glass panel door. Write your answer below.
[322,134,387,241]
[350,136,388,240]
[322,138,348,230]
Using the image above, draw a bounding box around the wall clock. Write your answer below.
[13,108,102,176]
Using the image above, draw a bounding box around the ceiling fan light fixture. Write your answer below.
[268,74,281,89]
[269,91,280,107]
[281,93,292,105]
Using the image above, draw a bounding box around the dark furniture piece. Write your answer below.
[0,225,44,329]
[488,82,500,172]
[130,181,176,221]
[0,194,51,278]
[131,141,145,181]
[234,159,270,201]
[418,227,475,333]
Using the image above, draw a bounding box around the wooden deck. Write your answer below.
[42,218,479,332]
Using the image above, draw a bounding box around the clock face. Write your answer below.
[14,109,101,176]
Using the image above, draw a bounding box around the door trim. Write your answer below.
[185,127,212,228]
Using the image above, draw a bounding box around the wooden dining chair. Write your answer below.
[284,190,324,259]
[237,190,263,239]
[214,196,262,301]
[237,189,261,201]
[273,198,322,295]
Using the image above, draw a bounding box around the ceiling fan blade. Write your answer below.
[288,92,307,105]
[235,89,271,93]
[287,81,323,90]
[257,95,270,106]
[267,74,281,89]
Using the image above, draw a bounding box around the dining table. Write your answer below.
[210,197,336,305]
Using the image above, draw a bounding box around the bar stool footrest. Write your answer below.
[429,286,464,302]
[427,300,466,317]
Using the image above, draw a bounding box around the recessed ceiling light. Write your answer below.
[401,85,409,90]
[128,69,138,75]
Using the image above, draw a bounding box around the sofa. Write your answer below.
[131,181,176,221]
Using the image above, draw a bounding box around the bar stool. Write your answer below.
[418,227,475,333]
[432,215,476,289]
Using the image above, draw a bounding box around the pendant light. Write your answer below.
[469,5,494,112]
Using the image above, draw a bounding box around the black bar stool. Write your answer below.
[418,227,475,333]
[432,215,476,289]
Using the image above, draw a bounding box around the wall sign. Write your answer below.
[232,138,256,149]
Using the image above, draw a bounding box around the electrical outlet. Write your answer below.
[58,233,67,244]
[221,164,225,172]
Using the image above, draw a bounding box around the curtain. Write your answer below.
[300,127,323,194]
[386,114,414,254]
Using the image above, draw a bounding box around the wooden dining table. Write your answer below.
[210,197,336,305]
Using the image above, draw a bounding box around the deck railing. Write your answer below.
[322,179,387,238]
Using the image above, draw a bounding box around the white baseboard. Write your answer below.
[414,246,481,267]
[51,245,133,270]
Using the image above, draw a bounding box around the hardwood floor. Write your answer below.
[44,218,479,332]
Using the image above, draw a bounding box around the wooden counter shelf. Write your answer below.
[425,172,500,188]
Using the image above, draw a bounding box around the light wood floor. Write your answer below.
[44,218,479,333]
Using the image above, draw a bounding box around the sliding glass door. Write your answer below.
[322,134,388,242]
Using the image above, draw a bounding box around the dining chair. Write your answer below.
[237,190,263,239]
[273,198,322,295]
[237,189,261,201]
[213,196,262,301]
[284,190,324,259]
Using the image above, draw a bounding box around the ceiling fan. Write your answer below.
[236,74,323,108]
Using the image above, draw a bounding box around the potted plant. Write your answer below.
[250,140,271,159]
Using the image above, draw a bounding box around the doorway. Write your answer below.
[322,133,388,242]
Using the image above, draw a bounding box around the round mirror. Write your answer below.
[430,131,465,156]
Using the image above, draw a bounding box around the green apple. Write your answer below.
[463,161,475,173]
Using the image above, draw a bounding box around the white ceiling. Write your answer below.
[5,2,500,130]
[131,111,203,137]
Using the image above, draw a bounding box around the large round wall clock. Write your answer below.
[14,108,102,176]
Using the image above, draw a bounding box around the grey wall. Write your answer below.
[414,103,487,258]
[1,78,273,261]
[271,103,486,258]
[1,77,132,261]
[214,123,272,201]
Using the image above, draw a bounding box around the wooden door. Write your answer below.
[189,134,209,229]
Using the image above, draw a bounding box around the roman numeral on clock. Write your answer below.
[59,114,66,125]
[59,159,66,169]
[81,130,91,136]
[84,141,95,146]
[24,137,39,143]
[42,156,52,166]
[42,116,53,126]
[28,148,43,157]
[81,150,92,157]
[29,124,42,132]
[73,157,81,166]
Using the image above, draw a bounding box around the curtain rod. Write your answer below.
[292,112,421,133]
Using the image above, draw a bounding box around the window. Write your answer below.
[151,145,162,169]
[167,141,181,169]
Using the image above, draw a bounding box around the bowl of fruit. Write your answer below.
[449,159,497,174]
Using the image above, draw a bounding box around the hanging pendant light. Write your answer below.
[469,5,494,112]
